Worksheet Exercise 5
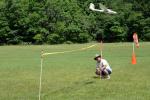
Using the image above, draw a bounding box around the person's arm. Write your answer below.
[101,60,108,70]
[100,63,106,71]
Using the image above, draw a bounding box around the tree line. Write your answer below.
[0,0,150,45]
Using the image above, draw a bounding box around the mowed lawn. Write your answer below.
[0,43,150,100]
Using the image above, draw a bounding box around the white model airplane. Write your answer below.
[89,3,117,14]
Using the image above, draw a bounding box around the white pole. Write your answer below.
[39,50,43,100]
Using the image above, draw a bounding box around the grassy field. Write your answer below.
[0,42,150,100]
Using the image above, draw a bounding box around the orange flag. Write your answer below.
[133,32,139,48]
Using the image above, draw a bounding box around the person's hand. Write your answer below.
[96,68,100,71]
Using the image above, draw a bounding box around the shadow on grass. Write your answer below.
[44,76,103,97]
[92,76,100,79]
[92,76,99,79]
[84,80,95,85]
[47,78,95,96]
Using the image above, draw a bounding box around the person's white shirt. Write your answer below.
[96,59,112,72]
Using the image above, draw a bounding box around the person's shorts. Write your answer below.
[101,69,112,75]
[95,68,112,75]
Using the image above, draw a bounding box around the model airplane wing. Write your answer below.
[107,9,117,14]
[99,3,107,11]
[99,3,117,14]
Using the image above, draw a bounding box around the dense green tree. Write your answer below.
[0,0,150,44]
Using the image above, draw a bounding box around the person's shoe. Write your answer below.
[106,75,110,79]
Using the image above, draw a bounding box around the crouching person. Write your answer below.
[94,54,112,79]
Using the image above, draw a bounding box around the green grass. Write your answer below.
[0,43,150,100]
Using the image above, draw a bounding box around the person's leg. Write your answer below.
[95,68,100,77]
[103,69,109,75]
[100,71,105,79]
[102,69,111,79]
[96,68,105,79]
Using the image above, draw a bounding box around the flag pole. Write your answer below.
[39,50,44,100]
[132,42,135,54]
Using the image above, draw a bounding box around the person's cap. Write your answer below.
[94,54,101,60]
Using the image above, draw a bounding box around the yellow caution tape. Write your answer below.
[42,44,97,56]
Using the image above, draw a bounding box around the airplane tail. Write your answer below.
[89,3,95,11]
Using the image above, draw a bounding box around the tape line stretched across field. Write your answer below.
[42,44,97,57]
